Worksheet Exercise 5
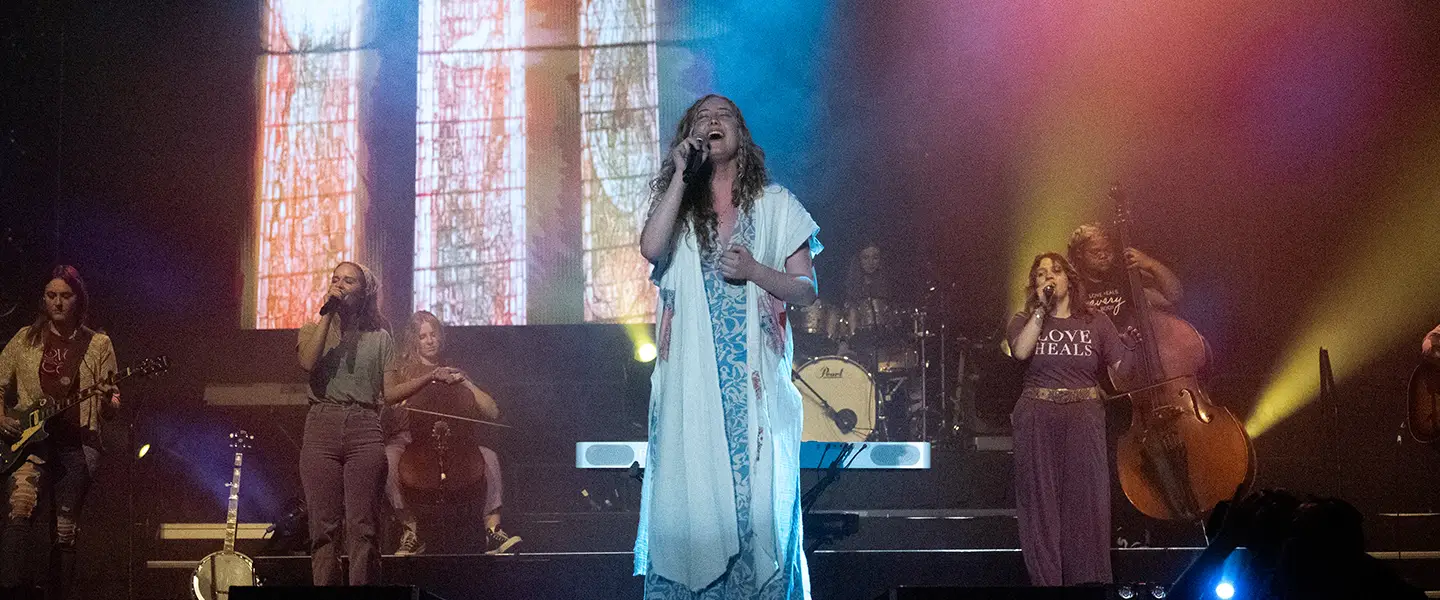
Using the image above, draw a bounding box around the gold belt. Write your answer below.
[1021,386,1102,404]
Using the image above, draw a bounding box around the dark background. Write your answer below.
[3,1,1440,598]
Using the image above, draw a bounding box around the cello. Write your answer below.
[1107,184,1255,521]
[397,365,489,503]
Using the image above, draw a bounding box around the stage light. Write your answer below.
[1116,585,1135,599]
[137,443,151,459]
[1247,128,1440,437]
[1150,585,1166,598]
[624,322,658,363]
[1214,581,1234,599]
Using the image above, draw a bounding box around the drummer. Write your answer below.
[836,241,905,359]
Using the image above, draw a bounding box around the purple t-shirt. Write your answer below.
[1007,311,1128,390]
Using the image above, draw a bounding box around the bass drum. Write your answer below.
[795,355,876,443]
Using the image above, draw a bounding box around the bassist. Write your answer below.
[0,266,119,599]
[1067,223,1183,331]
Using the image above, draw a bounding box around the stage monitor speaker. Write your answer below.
[877,586,1107,600]
[231,586,447,600]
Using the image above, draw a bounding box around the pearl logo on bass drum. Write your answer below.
[796,356,874,443]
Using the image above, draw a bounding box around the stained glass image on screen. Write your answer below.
[251,0,363,329]
[412,0,528,326]
[580,0,660,323]
[250,1,666,327]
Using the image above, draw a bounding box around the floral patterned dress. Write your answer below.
[645,212,793,599]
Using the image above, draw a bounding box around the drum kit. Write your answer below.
[790,295,940,443]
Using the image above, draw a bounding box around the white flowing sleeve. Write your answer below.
[772,186,822,265]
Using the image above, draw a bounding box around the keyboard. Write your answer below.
[575,441,930,470]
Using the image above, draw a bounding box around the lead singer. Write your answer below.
[635,94,821,600]
[1007,252,1134,586]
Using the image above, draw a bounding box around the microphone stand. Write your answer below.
[865,296,886,441]
[801,442,864,554]
[1320,348,1340,497]
[126,387,149,600]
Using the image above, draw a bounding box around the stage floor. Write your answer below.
[143,547,1199,600]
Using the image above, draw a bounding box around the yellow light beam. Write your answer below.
[1009,98,1128,311]
[1248,124,1440,436]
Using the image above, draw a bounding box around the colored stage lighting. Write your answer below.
[636,342,658,363]
[1247,131,1440,437]
[1214,581,1235,599]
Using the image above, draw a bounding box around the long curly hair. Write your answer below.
[648,94,770,253]
[1023,252,1091,318]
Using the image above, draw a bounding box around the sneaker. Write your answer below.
[395,528,426,556]
[484,528,521,555]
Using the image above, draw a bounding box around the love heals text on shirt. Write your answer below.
[1033,328,1095,357]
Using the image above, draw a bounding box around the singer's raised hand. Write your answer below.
[1034,284,1052,313]
[669,136,707,178]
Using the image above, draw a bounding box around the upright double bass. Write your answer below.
[1108,185,1255,521]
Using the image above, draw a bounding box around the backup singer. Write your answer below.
[635,94,821,599]
[297,261,399,585]
[0,266,119,600]
[383,310,520,556]
[1007,253,1133,586]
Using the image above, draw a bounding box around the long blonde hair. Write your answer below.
[399,310,444,367]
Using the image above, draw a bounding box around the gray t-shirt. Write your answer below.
[1007,311,1127,390]
[298,323,396,407]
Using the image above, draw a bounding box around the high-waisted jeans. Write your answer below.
[299,403,386,585]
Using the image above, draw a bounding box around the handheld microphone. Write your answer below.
[1042,284,1055,304]
[318,296,341,316]
[681,142,706,183]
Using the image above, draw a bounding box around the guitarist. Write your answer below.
[0,266,119,600]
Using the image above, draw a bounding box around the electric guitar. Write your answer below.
[192,430,259,600]
[0,355,169,475]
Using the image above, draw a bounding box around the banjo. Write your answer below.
[192,430,258,599]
